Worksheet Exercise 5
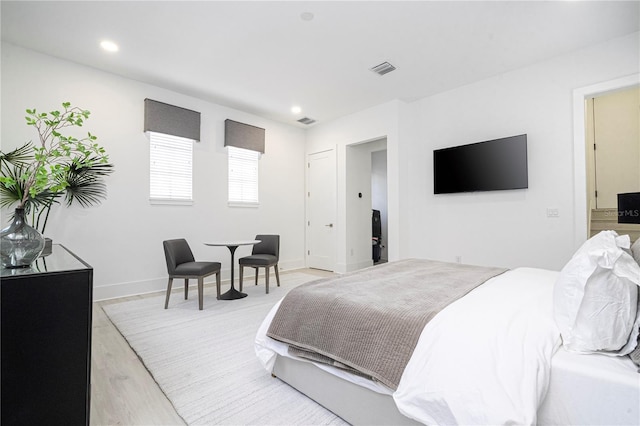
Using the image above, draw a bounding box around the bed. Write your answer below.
[255,233,640,425]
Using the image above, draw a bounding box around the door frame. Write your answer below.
[572,73,640,250]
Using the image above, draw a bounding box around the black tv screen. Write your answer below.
[433,134,528,194]
[618,192,640,224]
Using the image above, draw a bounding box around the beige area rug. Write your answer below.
[102,272,347,425]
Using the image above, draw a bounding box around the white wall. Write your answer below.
[305,100,412,272]
[408,32,640,270]
[1,43,307,299]
[307,32,639,272]
[4,30,636,294]
[345,144,373,270]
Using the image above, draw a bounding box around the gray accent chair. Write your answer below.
[163,239,221,310]
[239,234,280,294]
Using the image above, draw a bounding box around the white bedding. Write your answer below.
[255,267,640,425]
[539,347,640,425]
[394,267,561,425]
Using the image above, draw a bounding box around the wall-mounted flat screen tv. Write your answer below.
[618,192,640,224]
[433,134,528,194]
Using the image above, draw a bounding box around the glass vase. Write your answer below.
[1,207,45,268]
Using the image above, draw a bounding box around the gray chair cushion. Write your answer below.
[239,254,277,266]
[174,261,221,276]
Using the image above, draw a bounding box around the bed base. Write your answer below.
[273,352,640,426]
[272,354,421,425]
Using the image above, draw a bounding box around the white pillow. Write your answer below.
[632,238,640,266]
[553,230,640,354]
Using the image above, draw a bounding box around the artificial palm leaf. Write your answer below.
[0,142,34,167]
[0,162,25,209]
[62,158,114,208]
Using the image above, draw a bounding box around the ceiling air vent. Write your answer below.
[370,61,396,76]
[297,117,316,125]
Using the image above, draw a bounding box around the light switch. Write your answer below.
[546,208,559,218]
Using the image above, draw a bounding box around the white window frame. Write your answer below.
[148,131,194,205]
[228,146,260,207]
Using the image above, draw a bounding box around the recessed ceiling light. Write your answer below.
[100,40,119,53]
[291,106,302,114]
[300,12,314,21]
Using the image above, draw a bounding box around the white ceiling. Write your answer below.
[2,1,639,127]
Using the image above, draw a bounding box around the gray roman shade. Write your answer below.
[224,119,265,153]
[144,99,201,141]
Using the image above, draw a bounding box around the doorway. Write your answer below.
[586,86,640,210]
[573,74,640,247]
[585,85,640,240]
[371,149,388,263]
[345,138,388,271]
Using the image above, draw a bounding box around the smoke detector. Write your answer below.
[370,61,396,76]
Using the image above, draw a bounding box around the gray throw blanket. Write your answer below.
[267,259,507,389]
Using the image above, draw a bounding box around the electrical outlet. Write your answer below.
[546,208,559,218]
[455,255,462,263]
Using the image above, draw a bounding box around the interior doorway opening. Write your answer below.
[371,149,388,264]
[585,84,640,241]
[573,74,640,249]
[345,137,388,271]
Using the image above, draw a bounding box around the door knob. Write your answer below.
[325,223,334,227]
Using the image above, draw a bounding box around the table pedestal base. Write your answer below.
[219,287,247,300]
[204,240,260,301]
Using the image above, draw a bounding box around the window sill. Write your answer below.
[150,198,194,206]
[228,201,259,208]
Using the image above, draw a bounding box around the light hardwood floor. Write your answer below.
[90,268,334,426]
[91,294,185,425]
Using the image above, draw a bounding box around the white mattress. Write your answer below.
[539,347,640,425]
[255,268,640,425]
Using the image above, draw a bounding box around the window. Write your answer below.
[228,146,259,206]
[149,131,193,204]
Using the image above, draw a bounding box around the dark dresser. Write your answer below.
[1,244,92,425]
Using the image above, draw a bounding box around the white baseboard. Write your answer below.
[93,258,306,301]
[347,260,374,272]
[334,259,373,274]
[93,277,175,301]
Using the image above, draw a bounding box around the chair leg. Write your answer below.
[274,264,280,287]
[164,277,174,309]
[239,265,244,292]
[254,267,259,286]
[198,277,204,310]
[184,278,189,300]
[216,271,221,300]
[265,266,270,294]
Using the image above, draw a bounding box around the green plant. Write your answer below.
[0,102,113,233]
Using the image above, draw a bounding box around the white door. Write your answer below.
[307,149,336,271]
